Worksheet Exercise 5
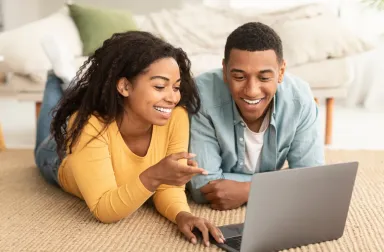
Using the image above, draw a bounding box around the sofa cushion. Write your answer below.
[188,53,222,77]
[68,3,137,56]
[8,56,88,97]
[288,57,352,90]
[267,5,376,67]
[0,7,82,84]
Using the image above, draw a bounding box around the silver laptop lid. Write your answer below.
[240,162,358,252]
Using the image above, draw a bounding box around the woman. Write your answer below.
[34,31,224,247]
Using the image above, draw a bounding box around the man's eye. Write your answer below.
[233,76,245,81]
[260,77,270,82]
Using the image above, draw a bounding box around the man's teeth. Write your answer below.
[243,98,262,104]
[154,107,172,113]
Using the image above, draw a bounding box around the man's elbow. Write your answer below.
[187,183,208,204]
[190,189,208,204]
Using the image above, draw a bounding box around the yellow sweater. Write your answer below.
[57,107,191,223]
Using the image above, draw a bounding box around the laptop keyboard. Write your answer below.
[225,236,242,250]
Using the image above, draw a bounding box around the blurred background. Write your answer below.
[0,0,383,150]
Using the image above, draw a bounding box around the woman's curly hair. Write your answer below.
[51,31,200,159]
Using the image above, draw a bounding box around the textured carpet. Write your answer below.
[0,149,383,252]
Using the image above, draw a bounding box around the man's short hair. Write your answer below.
[224,22,283,64]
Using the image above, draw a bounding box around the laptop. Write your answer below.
[196,162,358,252]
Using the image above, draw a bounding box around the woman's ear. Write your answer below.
[116,77,131,97]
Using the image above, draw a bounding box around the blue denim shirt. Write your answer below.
[188,68,325,203]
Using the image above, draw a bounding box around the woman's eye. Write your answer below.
[155,86,165,90]
[173,87,181,91]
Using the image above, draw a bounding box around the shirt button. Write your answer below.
[239,162,244,166]
[239,137,244,142]
[233,120,236,124]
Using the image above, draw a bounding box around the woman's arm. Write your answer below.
[152,107,191,223]
[69,116,153,223]
[153,184,190,223]
[152,107,225,246]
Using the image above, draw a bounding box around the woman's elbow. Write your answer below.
[92,209,124,224]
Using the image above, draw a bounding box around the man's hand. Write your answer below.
[200,180,250,210]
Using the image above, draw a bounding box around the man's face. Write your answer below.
[223,49,285,127]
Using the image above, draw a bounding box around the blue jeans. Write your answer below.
[34,73,63,186]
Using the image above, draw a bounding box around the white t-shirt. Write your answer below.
[244,112,270,173]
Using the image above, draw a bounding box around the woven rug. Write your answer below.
[0,149,383,252]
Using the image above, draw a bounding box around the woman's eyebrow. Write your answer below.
[150,76,169,81]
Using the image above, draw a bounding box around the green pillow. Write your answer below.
[68,3,137,56]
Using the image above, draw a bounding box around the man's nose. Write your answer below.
[244,78,261,98]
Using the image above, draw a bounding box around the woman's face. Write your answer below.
[118,57,181,126]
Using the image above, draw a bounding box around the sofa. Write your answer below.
[0,3,376,145]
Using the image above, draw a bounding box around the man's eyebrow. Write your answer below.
[230,69,245,73]
[259,69,274,74]
[230,68,245,73]
[230,69,275,74]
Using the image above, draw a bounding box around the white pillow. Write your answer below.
[188,53,223,76]
[132,15,147,30]
[0,7,82,83]
[267,5,376,67]
[228,0,335,12]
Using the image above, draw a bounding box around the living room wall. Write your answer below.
[1,0,189,30]
[38,0,186,17]
[2,0,40,30]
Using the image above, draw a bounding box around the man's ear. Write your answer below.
[222,59,228,83]
[278,60,286,84]
[116,77,131,97]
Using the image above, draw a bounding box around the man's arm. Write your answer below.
[188,109,251,208]
[288,91,325,168]
[188,110,224,203]
[223,173,252,182]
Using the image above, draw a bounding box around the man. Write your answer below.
[188,22,325,210]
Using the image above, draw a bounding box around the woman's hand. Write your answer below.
[140,152,207,191]
[176,211,225,247]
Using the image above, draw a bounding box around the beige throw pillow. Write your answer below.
[268,5,376,67]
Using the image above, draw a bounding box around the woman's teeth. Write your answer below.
[243,98,263,105]
[154,107,172,113]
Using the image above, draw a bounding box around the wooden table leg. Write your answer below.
[325,98,334,145]
[35,102,42,120]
